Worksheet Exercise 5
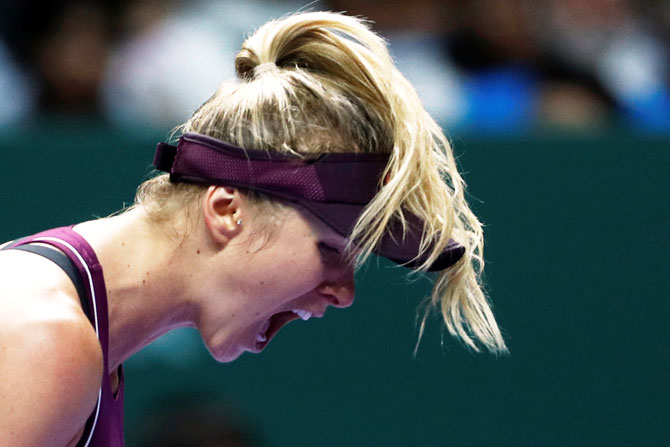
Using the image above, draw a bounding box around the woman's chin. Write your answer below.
[203,324,271,362]
[203,335,247,363]
[210,344,245,363]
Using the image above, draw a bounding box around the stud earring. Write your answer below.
[236,218,242,225]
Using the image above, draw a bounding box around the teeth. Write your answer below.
[293,309,312,321]
[256,319,271,343]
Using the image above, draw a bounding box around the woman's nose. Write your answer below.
[317,268,355,308]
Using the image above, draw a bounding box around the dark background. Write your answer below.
[1,125,667,446]
[1,0,668,445]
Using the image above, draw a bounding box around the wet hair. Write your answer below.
[135,12,507,354]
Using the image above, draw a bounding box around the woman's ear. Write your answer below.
[202,186,243,246]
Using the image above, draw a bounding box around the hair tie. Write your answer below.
[254,62,279,77]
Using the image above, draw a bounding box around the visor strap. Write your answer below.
[154,142,178,172]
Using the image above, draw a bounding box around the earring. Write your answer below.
[236,218,242,225]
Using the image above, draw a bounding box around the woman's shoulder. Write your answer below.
[0,244,103,379]
[0,246,89,320]
[0,249,103,445]
[0,286,103,390]
[0,246,100,355]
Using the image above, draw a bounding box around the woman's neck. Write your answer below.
[73,207,200,372]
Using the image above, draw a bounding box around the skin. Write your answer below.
[0,186,355,446]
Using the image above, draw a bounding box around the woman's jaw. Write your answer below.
[204,300,329,362]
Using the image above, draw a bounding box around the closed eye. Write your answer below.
[318,241,358,269]
[318,242,341,256]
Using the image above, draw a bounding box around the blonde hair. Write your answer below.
[136,11,507,354]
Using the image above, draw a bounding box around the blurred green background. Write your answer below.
[1,122,667,446]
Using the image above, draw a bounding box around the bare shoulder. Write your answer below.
[0,249,103,446]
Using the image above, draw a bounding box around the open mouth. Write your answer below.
[255,310,313,350]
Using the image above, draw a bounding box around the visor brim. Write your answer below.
[299,201,465,271]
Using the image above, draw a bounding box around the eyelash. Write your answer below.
[318,242,340,256]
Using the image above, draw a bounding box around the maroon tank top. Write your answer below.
[4,226,124,446]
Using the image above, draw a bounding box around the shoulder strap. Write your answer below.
[2,232,105,447]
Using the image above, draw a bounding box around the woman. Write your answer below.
[0,12,506,446]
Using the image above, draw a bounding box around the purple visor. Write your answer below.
[153,132,464,271]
